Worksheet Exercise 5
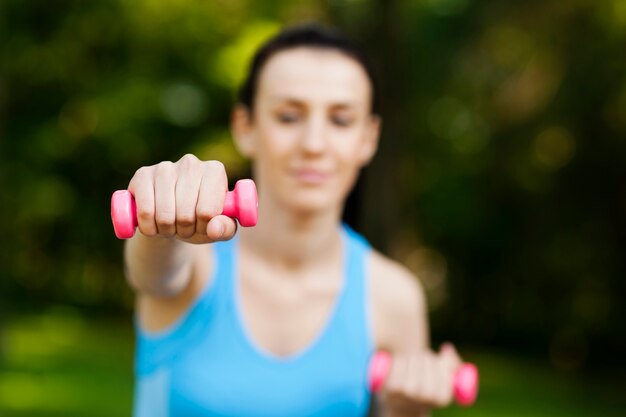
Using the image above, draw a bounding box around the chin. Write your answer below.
[281,187,343,216]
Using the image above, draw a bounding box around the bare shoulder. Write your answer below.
[368,249,429,352]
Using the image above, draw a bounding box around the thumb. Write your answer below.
[440,342,463,370]
[206,215,238,242]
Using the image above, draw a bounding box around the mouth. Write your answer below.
[292,169,330,185]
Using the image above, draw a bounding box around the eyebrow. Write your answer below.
[267,95,361,108]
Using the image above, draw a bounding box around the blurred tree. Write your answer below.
[331,0,626,369]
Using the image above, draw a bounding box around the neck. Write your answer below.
[238,194,344,271]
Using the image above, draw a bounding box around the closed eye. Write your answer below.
[276,112,301,124]
[331,114,354,127]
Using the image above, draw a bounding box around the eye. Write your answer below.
[276,111,301,124]
[331,114,354,127]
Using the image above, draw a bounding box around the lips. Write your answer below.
[292,168,330,184]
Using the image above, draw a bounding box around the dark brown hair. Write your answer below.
[238,23,379,115]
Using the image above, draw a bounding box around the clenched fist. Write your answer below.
[381,343,464,414]
[127,154,238,244]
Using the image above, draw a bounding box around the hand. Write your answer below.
[127,154,237,244]
[381,343,463,414]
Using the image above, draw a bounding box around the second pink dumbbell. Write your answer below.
[368,351,479,407]
[111,179,258,239]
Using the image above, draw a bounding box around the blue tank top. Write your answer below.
[133,225,375,417]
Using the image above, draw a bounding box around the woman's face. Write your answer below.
[233,47,380,215]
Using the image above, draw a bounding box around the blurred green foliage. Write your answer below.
[0,0,624,389]
[0,307,133,416]
[0,308,624,416]
[347,0,626,372]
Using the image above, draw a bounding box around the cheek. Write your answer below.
[256,122,299,160]
[333,130,369,167]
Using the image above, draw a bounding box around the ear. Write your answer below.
[358,114,382,166]
[231,104,256,158]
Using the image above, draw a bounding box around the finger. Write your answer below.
[386,355,405,391]
[420,353,437,405]
[440,342,463,370]
[436,356,454,406]
[206,215,238,241]
[175,161,202,239]
[128,167,157,237]
[405,354,424,401]
[154,162,177,237]
[196,162,227,235]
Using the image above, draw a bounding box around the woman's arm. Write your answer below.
[122,154,238,331]
[370,251,462,417]
[125,234,197,296]
[125,235,214,332]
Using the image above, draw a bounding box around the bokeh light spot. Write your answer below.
[533,126,576,170]
[428,96,490,154]
[211,20,281,90]
[160,82,209,127]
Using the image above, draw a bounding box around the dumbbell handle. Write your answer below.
[111,179,258,239]
[368,351,478,407]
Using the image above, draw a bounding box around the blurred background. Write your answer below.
[1,0,625,416]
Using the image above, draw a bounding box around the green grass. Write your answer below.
[438,350,625,417]
[0,306,623,416]
[0,306,134,417]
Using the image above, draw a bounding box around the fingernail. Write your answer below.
[217,223,225,239]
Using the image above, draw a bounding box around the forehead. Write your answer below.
[256,47,372,105]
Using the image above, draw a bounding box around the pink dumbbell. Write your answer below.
[368,351,479,407]
[111,179,258,239]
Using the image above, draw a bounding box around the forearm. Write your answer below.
[124,233,195,296]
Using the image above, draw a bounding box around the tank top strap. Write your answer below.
[343,223,372,294]
[326,224,375,357]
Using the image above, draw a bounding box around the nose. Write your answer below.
[301,114,327,155]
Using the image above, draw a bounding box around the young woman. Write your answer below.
[125,24,463,417]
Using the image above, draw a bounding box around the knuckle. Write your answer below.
[178,153,198,169]
[133,166,148,178]
[197,206,220,221]
[136,206,154,222]
[156,161,174,175]
[176,212,195,227]
[205,160,226,175]
[138,226,157,237]
[196,208,213,222]
[155,212,175,227]
[130,166,151,187]
[180,153,197,162]
[159,160,174,168]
